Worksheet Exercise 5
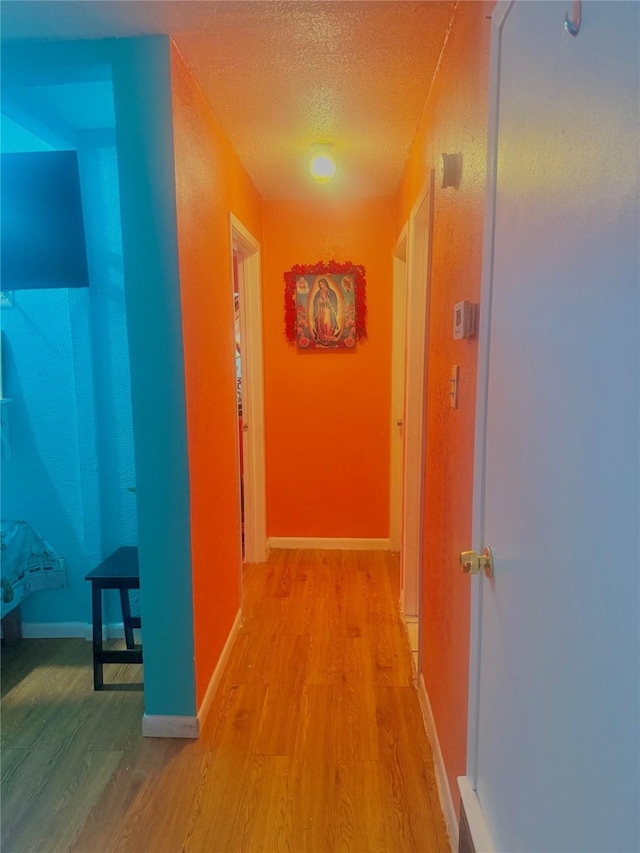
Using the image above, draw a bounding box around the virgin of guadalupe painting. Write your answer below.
[295,274,356,349]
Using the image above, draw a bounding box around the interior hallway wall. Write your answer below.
[170,41,263,707]
[111,35,195,717]
[0,117,94,626]
[262,198,395,540]
[79,143,138,565]
[79,141,138,625]
[0,114,136,629]
[395,0,493,813]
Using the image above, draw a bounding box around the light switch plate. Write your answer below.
[450,365,460,409]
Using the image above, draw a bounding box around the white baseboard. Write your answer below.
[267,537,392,551]
[417,674,459,852]
[22,621,88,639]
[197,608,242,732]
[104,622,142,644]
[142,608,242,740]
[458,776,494,853]
[21,621,140,643]
[141,714,199,739]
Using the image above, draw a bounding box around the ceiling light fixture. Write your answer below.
[309,142,336,184]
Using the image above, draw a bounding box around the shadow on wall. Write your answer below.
[1,297,93,623]
[0,90,138,630]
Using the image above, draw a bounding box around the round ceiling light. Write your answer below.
[309,143,336,184]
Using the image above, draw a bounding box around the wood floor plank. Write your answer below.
[1,638,48,695]
[280,564,315,637]
[341,633,375,681]
[376,685,449,852]
[371,614,415,687]
[106,750,208,853]
[337,672,380,762]
[2,743,123,853]
[220,631,265,687]
[242,557,273,606]
[254,684,302,756]
[293,684,338,764]
[1,551,451,853]
[1,673,83,749]
[268,548,299,599]
[31,749,124,853]
[291,685,339,852]
[70,738,189,852]
[1,648,87,748]
[0,746,28,782]
[1,747,60,837]
[193,678,267,756]
[336,637,379,761]
[309,549,342,599]
[225,754,295,853]
[304,596,341,685]
[358,550,393,618]
[385,550,402,594]
[340,556,368,639]
[334,760,387,852]
[183,682,267,849]
[258,633,309,690]
[239,593,288,639]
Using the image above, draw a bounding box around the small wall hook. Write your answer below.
[564,0,581,36]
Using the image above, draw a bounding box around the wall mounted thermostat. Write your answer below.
[453,300,477,340]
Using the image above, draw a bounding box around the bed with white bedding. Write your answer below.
[1,520,67,621]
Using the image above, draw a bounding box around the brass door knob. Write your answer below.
[459,546,494,578]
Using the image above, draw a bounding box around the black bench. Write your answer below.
[85,546,142,690]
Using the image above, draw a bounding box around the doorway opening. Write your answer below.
[390,224,408,553]
[397,171,435,681]
[232,252,245,556]
[391,226,417,670]
[229,215,267,567]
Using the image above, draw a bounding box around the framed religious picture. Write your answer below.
[284,261,367,350]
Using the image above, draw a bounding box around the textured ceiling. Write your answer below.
[1,1,457,199]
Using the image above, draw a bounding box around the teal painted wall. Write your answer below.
[111,36,195,717]
[1,285,101,623]
[0,117,102,624]
[1,36,196,717]
[1,104,137,627]
[78,142,139,624]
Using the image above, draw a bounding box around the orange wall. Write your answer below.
[396,1,493,812]
[170,42,262,707]
[262,198,395,539]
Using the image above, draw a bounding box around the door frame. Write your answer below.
[229,213,267,564]
[400,171,435,648]
[459,2,512,847]
[389,223,408,553]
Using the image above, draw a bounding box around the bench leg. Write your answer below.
[119,587,135,649]
[91,582,104,690]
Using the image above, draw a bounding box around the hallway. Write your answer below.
[2,550,450,852]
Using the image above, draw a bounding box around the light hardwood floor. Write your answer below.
[1,550,451,852]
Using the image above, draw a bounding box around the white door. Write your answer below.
[462,3,639,852]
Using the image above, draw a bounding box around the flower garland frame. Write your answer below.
[284,260,367,347]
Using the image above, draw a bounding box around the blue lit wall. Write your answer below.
[0,113,137,627]
[79,143,138,623]
[1,36,195,719]
[110,36,195,716]
[0,116,98,625]
[1,284,100,624]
